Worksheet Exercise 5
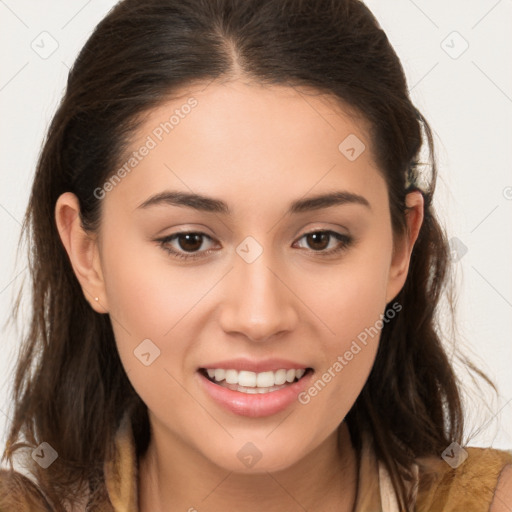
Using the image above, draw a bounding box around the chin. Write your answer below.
[200,440,307,475]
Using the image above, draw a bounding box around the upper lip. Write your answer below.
[199,358,312,373]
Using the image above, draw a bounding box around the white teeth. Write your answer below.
[239,370,257,387]
[223,382,290,394]
[204,368,308,387]
[256,371,275,388]
[213,369,225,381]
[225,369,238,384]
[274,369,287,385]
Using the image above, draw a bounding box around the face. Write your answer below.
[58,78,419,474]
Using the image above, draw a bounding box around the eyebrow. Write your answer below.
[135,190,371,215]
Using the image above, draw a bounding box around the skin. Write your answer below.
[55,78,424,512]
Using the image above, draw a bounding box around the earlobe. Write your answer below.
[385,191,424,304]
[54,192,108,313]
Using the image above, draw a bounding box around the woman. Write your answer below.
[1,0,511,510]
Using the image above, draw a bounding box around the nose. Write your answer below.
[218,249,299,343]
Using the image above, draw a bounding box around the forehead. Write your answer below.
[104,79,386,216]
[132,79,373,154]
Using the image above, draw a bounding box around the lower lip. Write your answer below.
[196,370,314,418]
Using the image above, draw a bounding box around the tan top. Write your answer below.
[103,413,512,511]
[1,411,511,511]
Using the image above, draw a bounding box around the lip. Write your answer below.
[198,358,310,373]
[196,367,314,418]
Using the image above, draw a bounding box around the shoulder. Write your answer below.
[0,467,53,511]
[415,445,512,512]
[490,462,512,512]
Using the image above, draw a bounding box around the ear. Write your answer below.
[385,190,424,304]
[54,192,109,313]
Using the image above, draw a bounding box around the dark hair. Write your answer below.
[1,0,494,510]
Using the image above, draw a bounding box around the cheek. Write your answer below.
[99,234,198,377]
[101,249,200,418]
[101,231,210,335]
[297,276,384,430]
[295,238,392,414]
[300,245,392,344]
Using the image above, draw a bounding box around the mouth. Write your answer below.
[198,367,314,394]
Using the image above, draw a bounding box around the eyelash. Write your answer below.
[156,230,353,261]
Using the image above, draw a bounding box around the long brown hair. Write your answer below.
[1,0,493,509]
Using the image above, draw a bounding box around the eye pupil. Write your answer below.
[307,232,329,251]
[178,233,203,252]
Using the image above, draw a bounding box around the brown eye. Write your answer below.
[177,233,204,252]
[305,232,330,251]
[294,230,353,256]
[156,232,217,260]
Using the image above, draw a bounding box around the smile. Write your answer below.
[200,368,311,394]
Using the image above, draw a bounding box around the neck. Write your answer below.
[138,420,359,512]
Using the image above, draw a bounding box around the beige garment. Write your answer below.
[104,412,512,512]
[104,412,413,512]
[1,412,511,511]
